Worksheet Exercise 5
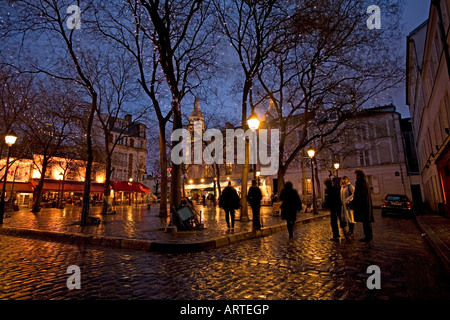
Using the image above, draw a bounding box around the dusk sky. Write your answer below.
[391,0,431,117]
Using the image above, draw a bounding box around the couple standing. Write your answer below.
[219,180,262,230]
[326,169,374,242]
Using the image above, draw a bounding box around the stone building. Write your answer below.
[280,105,421,207]
[406,1,450,215]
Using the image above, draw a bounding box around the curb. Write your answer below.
[0,213,330,253]
[415,216,450,272]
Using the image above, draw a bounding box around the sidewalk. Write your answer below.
[0,204,329,252]
[416,211,450,272]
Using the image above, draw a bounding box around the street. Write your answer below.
[0,209,449,300]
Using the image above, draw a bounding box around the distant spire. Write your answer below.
[190,97,204,120]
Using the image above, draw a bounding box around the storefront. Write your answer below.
[109,180,151,205]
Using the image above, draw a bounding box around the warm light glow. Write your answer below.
[96,173,105,184]
[247,113,260,130]
[307,149,315,158]
[5,133,17,147]
[334,163,340,170]
[256,171,261,177]
[201,178,204,183]
[226,176,230,180]
[32,169,41,179]
[129,178,133,182]
[57,172,64,181]
[189,180,193,184]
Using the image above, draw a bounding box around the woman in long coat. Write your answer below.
[280,182,302,239]
[353,169,374,242]
[340,176,356,239]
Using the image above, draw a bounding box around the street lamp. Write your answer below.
[57,172,64,208]
[333,162,340,178]
[307,148,318,215]
[247,112,260,131]
[240,112,260,222]
[0,132,18,224]
[128,177,133,206]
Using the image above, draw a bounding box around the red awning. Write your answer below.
[32,180,104,193]
[110,180,150,194]
[5,182,34,193]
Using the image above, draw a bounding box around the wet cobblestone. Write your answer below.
[1,204,298,243]
[0,209,449,300]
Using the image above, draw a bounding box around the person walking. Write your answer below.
[247,180,263,230]
[219,181,240,229]
[340,176,356,239]
[280,182,302,239]
[324,179,341,242]
[353,169,374,242]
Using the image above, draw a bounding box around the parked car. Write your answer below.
[381,194,414,217]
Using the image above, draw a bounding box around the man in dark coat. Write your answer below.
[279,182,302,239]
[247,180,263,230]
[353,169,374,242]
[219,181,240,229]
[324,179,342,242]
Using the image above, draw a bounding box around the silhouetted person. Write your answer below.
[219,181,240,229]
[247,180,262,230]
[280,182,302,239]
[353,169,374,242]
[324,179,341,242]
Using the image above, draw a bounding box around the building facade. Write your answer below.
[406,0,450,215]
[282,105,421,207]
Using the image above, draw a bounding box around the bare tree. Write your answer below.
[137,0,218,214]
[1,0,120,223]
[255,0,404,195]
[214,0,290,219]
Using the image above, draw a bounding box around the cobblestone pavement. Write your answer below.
[0,209,449,300]
[2,204,299,243]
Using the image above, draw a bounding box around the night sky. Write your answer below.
[390,0,431,117]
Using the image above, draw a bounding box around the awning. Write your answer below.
[110,180,150,194]
[31,180,104,193]
[5,182,34,193]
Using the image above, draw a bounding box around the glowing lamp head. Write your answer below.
[334,163,340,170]
[307,149,315,158]
[5,133,17,147]
[247,113,260,130]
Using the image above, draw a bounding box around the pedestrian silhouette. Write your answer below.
[279,182,302,239]
[353,169,374,242]
[324,179,341,242]
[247,179,262,230]
[219,181,240,229]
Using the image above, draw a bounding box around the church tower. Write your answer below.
[187,97,205,133]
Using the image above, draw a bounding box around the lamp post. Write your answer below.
[241,112,260,222]
[0,133,18,224]
[57,172,64,208]
[307,148,318,215]
[128,177,133,206]
[333,162,340,178]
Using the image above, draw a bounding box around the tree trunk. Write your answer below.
[158,122,168,218]
[170,102,183,212]
[240,138,250,221]
[80,96,97,224]
[31,154,49,213]
[101,154,112,215]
